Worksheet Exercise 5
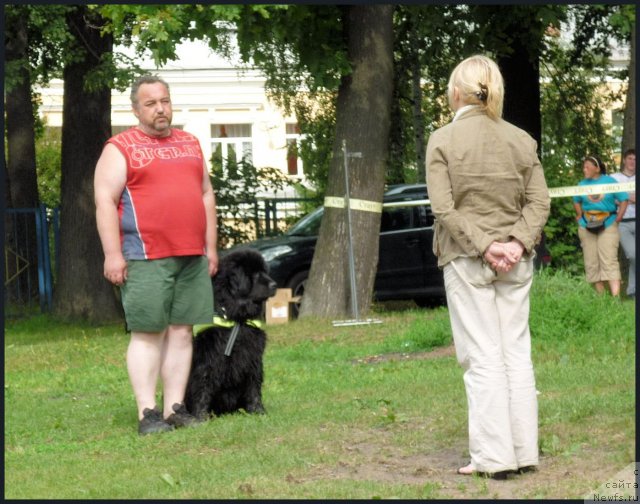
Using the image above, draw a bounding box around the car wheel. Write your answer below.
[286,270,308,318]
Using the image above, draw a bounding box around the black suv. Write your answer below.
[228,184,442,312]
[229,183,550,314]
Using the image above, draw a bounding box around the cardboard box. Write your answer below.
[265,288,300,324]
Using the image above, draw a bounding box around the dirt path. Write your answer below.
[301,427,628,499]
[300,345,632,499]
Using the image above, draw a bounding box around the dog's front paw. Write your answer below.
[192,409,214,422]
[245,402,266,415]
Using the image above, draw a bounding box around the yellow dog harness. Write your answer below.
[193,316,264,357]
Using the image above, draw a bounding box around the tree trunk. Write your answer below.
[4,6,40,300]
[54,7,122,322]
[299,5,394,319]
[621,20,635,156]
[408,18,426,182]
[5,11,39,209]
[498,35,542,148]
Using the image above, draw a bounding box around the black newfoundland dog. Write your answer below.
[185,248,277,420]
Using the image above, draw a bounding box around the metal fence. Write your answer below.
[256,197,317,238]
[4,206,58,315]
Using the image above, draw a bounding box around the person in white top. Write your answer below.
[611,148,636,298]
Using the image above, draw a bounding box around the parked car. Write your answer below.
[226,184,550,316]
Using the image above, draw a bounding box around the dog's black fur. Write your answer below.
[185,248,277,419]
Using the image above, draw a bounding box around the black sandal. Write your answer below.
[457,462,511,480]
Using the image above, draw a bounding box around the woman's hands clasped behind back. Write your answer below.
[483,239,525,273]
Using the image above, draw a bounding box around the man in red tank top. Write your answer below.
[95,75,218,435]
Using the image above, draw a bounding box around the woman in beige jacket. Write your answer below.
[426,55,550,478]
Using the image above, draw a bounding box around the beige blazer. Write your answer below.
[426,107,550,268]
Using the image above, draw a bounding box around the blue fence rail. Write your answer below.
[4,206,58,314]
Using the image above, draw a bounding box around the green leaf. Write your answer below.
[160,473,176,487]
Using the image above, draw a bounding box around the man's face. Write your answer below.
[132,82,172,136]
[623,154,636,176]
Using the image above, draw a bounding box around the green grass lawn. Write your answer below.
[4,270,635,499]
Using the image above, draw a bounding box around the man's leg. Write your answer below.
[161,324,194,418]
[127,330,166,419]
[619,222,636,296]
[164,256,214,420]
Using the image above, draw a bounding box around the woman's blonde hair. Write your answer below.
[447,55,504,120]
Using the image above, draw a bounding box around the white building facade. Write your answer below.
[36,40,305,192]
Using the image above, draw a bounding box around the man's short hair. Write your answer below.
[623,148,635,159]
[130,75,170,106]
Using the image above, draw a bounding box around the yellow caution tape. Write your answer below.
[324,182,634,212]
[548,181,635,198]
[324,196,383,213]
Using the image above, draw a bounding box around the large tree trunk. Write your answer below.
[299,5,394,319]
[473,6,543,149]
[4,6,40,300]
[54,7,122,322]
[5,10,39,209]
[621,20,635,156]
[498,34,542,148]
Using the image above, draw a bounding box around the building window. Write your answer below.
[211,123,253,176]
[285,123,302,176]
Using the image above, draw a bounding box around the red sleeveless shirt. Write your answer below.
[107,127,207,260]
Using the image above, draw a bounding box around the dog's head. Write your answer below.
[213,248,278,322]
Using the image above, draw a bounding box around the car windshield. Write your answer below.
[286,207,324,237]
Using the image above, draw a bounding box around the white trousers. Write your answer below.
[444,256,539,473]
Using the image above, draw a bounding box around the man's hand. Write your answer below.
[104,253,128,286]
[207,250,219,277]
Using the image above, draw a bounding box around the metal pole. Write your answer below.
[342,139,359,321]
[331,143,381,327]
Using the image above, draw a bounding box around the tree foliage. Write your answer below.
[35,127,62,208]
[212,159,292,248]
[291,93,337,200]
[538,6,629,273]
[3,5,73,92]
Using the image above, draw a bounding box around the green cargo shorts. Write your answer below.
[120,256,214,333]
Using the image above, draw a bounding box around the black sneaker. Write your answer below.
[138,407,174,435]
[165,403,202,428]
